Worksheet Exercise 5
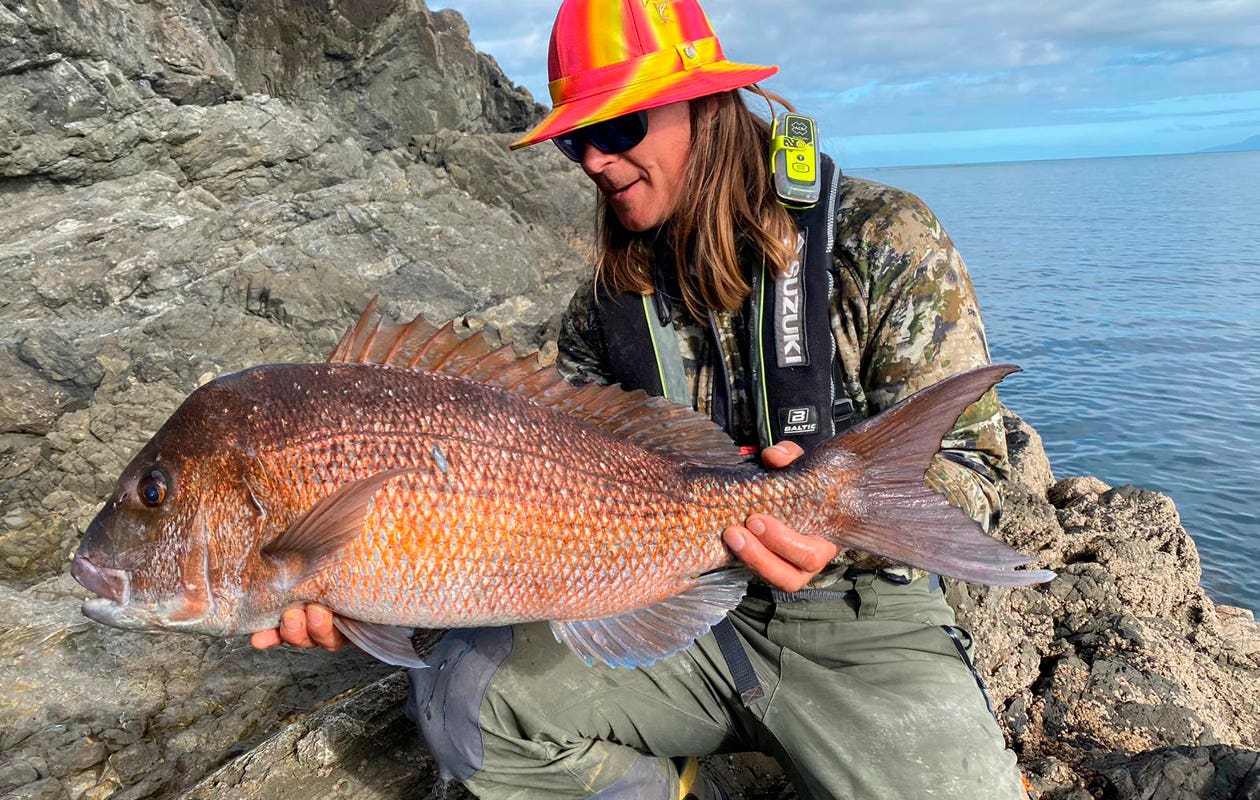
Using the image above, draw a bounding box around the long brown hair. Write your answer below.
[593,87,799,319]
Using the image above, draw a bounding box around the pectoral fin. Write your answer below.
[550,569,752,669]
[263,470,415,589]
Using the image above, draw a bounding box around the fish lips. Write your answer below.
[73,509,228,633]
[71,554,145,628]
[71,554,131,608]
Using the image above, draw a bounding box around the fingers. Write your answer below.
[724,513,838,593]
[250,628,282,649]
[761,441,805,469]
[304,604,349,651]
[248,604,348,652]
[277,606,317,648]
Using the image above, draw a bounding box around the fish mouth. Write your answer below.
[71,554,131,606]
[72,555,151,630]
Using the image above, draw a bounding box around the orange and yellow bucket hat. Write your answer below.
[510,0,779,150]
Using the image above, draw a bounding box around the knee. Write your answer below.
[405,626,515,782]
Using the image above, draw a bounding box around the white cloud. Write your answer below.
[435,0,1260,164]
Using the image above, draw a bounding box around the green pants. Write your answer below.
[406,573,1024,799]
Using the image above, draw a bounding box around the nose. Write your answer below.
[579,141,617,175]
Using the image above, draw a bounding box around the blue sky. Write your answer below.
[436,0,1260,167]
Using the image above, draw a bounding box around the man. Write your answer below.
[255,0,1029,797]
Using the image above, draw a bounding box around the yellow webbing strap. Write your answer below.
[676,756,700,800]
[642,295,671,400]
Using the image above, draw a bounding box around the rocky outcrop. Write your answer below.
[0,0,591,593]
[0,575,398,800]
[1,1,1257,798]
[957,417,1260,798]
[1,0,544,186]
[1,2,588,797]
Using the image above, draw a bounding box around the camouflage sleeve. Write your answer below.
[555,275,614,387]
[832,177,1009,531]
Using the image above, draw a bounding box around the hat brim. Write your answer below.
[510,62,778,150]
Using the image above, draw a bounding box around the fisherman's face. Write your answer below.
[578,101,692,232]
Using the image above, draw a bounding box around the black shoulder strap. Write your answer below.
[747,154,843,450]
[594,286,692,405]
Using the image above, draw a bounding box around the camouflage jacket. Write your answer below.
[557,176,1010,573]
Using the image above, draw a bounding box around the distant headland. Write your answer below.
[1200,134,1260,153]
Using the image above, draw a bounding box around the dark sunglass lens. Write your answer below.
[553,132,584,162]
[553,111,648,162]
[591,111,648,154]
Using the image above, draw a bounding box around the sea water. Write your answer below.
[852,151,1260,612]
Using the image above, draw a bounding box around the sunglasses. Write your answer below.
[553,111,649,162]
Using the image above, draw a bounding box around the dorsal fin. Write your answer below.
[328,301,747,468]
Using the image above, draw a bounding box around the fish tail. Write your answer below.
[814,365,1054,587]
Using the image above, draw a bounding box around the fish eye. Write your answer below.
[138,469,169,508]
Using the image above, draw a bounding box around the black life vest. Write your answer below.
[595,154,858,452]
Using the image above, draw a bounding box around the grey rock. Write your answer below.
[1086,745,1260,799]
[0,758,41,793]
[0,58,184,184]
[217,0,542,150]
[180,672,457,800]
[413,128,593,228]
[0,575,395,800]
[1004,407,1056,496]
[167,96,354,199]
[1049,476,1112,509]
[7,0,236,106]
[2,776,66,800]
[0,0,544,189]
[0,348,76,435]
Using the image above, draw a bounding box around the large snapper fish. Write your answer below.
[72,303,1052,669]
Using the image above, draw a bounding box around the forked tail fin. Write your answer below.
[824,365,1054,587]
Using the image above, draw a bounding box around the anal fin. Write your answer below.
[550,569,752,669]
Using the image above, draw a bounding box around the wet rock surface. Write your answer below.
[1,1,1257,798]
[1084,745,1260,800]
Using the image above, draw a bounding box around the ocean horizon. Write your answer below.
[840,143,1260,172]
[851,150,1260,614]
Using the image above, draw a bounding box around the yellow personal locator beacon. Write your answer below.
[770,113,821,207]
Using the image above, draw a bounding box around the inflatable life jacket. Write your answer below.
[595,153,857,451]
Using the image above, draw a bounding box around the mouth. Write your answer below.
[70,514,228,634]
[601,178,640,201]
[71,554,131,606]
[72,555,150,630]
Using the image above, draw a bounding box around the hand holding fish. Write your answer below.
[724,442,840,593]
[250,604,348,652]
